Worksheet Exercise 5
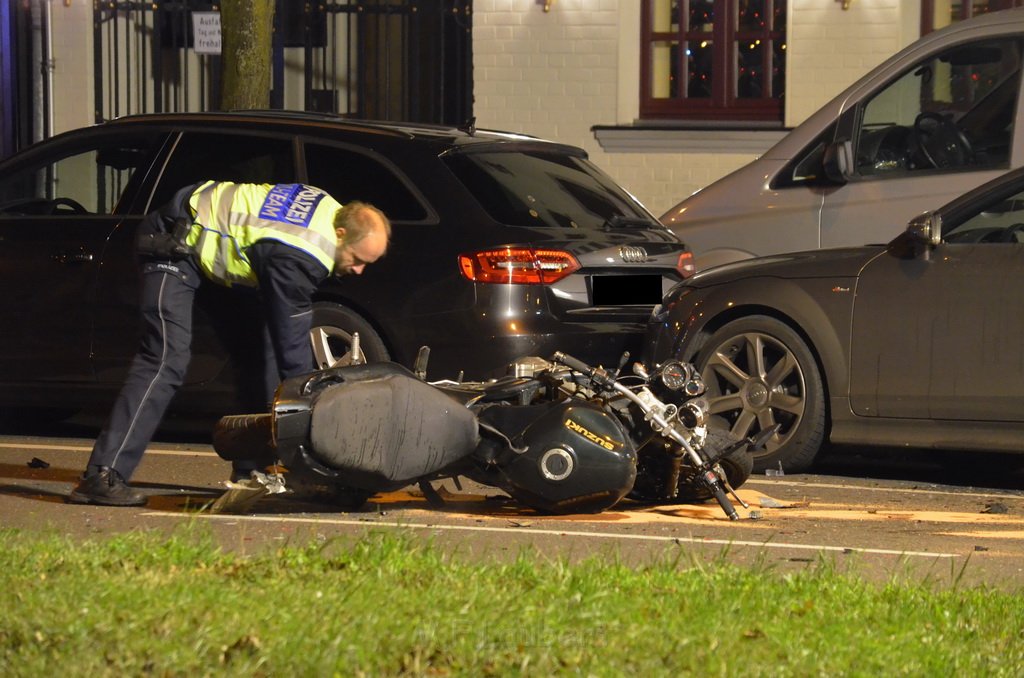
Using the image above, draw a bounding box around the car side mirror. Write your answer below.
[887,211,942,258]
[905,211,943,246]
[821,138,853,184]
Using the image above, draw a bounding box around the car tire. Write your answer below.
[694,315,825,473]
[310,302,389,369]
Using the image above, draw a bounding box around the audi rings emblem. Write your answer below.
[618,245,648,263]
[539,447,575,481]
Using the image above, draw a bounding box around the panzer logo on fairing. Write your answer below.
[564,418,616,450]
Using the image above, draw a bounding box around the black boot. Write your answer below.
[68,467,147,507]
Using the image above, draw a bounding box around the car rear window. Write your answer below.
[444,149,651,229]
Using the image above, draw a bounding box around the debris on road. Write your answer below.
[209,470,288,514]
[981,502,1009,514]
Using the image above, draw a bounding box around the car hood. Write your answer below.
[684,246,885,287]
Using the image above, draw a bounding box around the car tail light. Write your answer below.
[458,247,581,285]
[677,251,696,278]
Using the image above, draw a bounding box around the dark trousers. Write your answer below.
[86,258,203,479]
[86,258,320,480]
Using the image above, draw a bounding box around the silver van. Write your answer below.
[662,9,1024,271]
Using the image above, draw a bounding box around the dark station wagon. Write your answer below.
[0,111,692,421]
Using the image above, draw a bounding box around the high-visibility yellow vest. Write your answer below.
[186,181,340,287]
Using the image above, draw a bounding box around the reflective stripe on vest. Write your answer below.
[188,181,338,287]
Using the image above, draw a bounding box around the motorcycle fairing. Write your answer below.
[305,363,480,490]
[479,399,637,514]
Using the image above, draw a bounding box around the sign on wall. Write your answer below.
[191,11,221,55]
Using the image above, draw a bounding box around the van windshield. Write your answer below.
[856,37,1022,175]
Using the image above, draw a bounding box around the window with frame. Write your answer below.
[640,0,786,122]
[922,1,1024,35]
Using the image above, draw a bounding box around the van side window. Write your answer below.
[773,125,837,188]
[856,39,1021,176]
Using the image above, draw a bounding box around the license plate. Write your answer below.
[591,275,662,305]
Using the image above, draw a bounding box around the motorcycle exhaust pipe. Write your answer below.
[212,414,276,463]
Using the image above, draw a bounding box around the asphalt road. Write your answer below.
[2,433,1023,590]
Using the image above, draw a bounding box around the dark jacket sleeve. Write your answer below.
[247,240,331,379]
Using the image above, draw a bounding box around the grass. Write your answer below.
[0,525,1021,677]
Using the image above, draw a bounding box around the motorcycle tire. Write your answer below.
[674,428,754,502]
[212,413,275,463]
[330,486,373,511]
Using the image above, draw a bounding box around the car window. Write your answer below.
[856,39,1021,176]
[0,133,164,216]
[149,132,296,210]
[945,186,1024,243]
[303,143,428,221]
[444,149,650,229]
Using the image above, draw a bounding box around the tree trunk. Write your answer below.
[219,0,275,110]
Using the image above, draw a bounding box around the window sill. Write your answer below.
[592,124,790,154]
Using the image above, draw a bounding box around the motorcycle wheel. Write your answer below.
[674,428,754,502]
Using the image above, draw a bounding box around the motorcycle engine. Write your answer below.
[507,356,555,378]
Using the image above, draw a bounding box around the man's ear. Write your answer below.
[335,227,346,244]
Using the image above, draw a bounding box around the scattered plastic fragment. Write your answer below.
[764,462,785,477]
[27,457,50,469]
[209,470,287,514]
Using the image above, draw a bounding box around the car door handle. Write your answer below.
[54,250,95,264]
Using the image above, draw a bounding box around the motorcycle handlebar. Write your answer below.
[551,351,614,386]
[702,470,739,520]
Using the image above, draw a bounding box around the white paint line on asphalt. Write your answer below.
[3,442,1019,501]
[0,442,217,456]
[141,510,960,560]
[745,477,1022,501]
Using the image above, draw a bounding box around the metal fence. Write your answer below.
[92,0,471,125]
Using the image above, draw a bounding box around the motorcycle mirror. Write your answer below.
[613,351,630,377]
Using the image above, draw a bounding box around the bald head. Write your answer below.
[334,202,391,275]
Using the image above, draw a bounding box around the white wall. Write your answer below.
[49,2,94,134]
[473,0,923,216]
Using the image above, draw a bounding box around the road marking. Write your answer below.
[141,510,960,559]
[0,441,217,457]
[746,477,1022,501]
[3,441,1020,501]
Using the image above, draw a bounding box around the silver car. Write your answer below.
[663,9,1024,271]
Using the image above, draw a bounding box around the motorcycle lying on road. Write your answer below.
[213,343,774,519]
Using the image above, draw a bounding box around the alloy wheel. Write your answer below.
[700,330,807,460]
